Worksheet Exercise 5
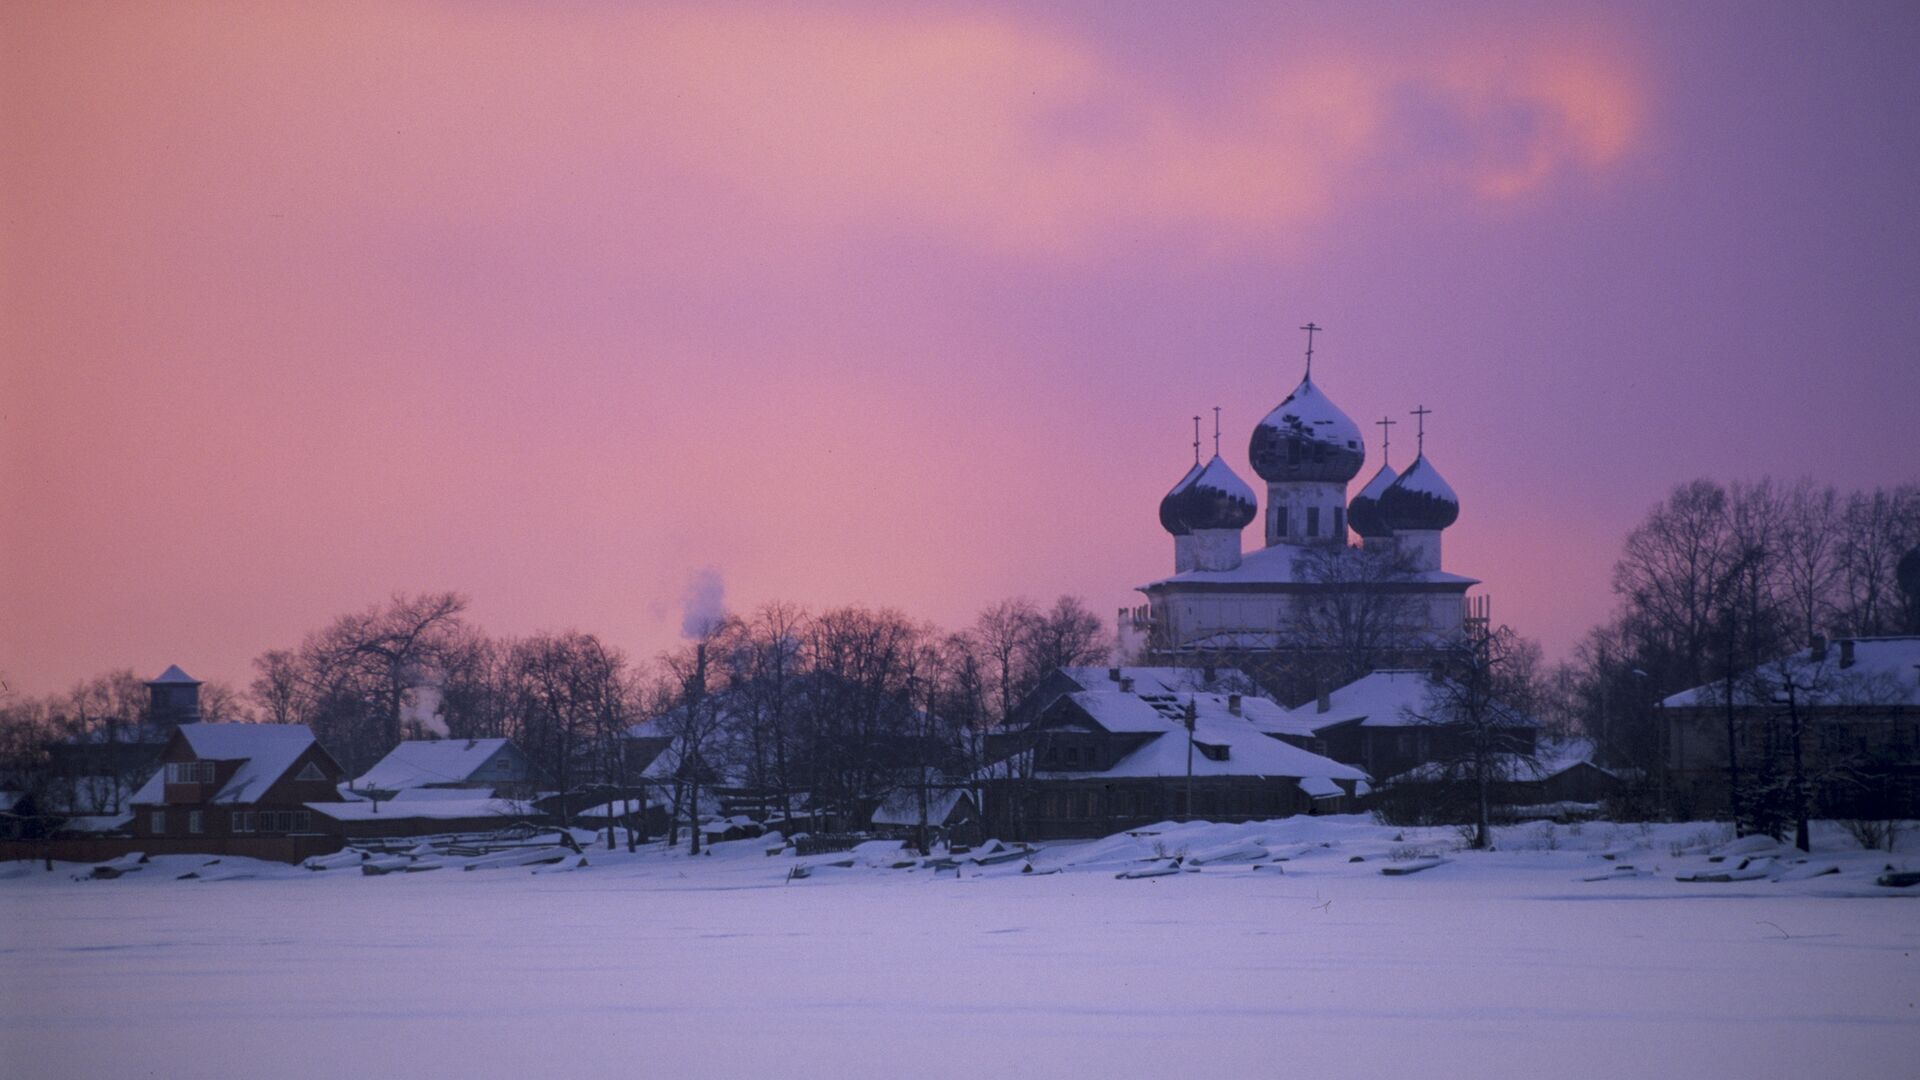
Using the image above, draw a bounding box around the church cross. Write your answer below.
[1409,405,1432,454]
[1375,415,1397,464]
[1192,415,1202,465]
[1299,322,1322,380]
[1212,406,1222,457]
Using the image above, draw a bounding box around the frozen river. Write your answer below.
[3,818,1915,1079]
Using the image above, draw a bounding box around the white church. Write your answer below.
[1122,326,1486,692]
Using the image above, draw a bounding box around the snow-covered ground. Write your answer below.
[3,817,1915,1079]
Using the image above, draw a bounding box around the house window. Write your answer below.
[166,761,217,785]
[1306,507,1320,537]
[188,810,203,834]
[1063,746,1080,764]
[232,811,254,833]
[150,811,166,834]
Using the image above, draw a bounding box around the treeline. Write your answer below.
[1,592,1112,828]
[1550,478,1920,822]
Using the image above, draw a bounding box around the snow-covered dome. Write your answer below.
[1175,455,1258,531]
[1248,377,1365,484]
[1347,462,1400,539]
[1379,454,1459,532]
[1159,461,1202,536]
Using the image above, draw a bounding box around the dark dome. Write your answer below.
[1248,377,1365,484]
[1899,544,1920,600]
[1379,454,1459,531]
[1348,462,1400,539]
[1177,455,1258,531]
[1159,461,1202,536]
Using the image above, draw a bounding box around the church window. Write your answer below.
[1313,443,1326,463]
[1334,507,1345,536]
[1306,507,1320,536]
[1288,441,1302,465]
[1275,507,1288,537]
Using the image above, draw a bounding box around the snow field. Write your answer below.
[2,817,1915,1079]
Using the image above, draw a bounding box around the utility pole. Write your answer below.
[1183,697,1196,823]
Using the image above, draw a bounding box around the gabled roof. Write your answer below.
[354,738,518,790]
[130,723,322,805]
[1291,669,1438,729]
[871,788,974,827]
[1660,636,1920,709]
[1042,692,1366,782]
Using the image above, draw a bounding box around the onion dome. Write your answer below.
[1158,462,1203,536]
[1379,454,1459,532]
[1347,462,1400,539]
[1898,544,1920,602]
[1177,454,1258,531]
[1248,377,1365,483]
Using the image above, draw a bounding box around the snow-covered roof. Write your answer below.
[871,788,973,827]
[1065,691,1181,733]
[1384,738,1610,785]
[1660,636,1920,709]
[1298,776,1345,799]
[354,738,518,791]
[1138,541,1478,590]
[1070,715,1364,783]
[148,664,201,685]
[130,723,321,805]
[1042,692,1365,783]
[1290,669,1536,731]
[308,797,536,823]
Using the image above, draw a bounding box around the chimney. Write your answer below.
[1811,634,1828,662]
[1108,667,1121,683]
[1840,638,1856,669]
[1228,694,1242,716]
[1316,687,1330,714]
[1118,676,1134,693]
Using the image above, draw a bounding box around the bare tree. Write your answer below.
[1408,625,1542,850]
[1283,543,1426,685]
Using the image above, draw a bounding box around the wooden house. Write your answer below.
[351,737,539,800]
[126,723,347,861]
[982,689,1367,840]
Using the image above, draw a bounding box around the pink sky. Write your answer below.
[4,2,1917,695]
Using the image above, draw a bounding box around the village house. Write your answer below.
[1658,635,1920,820]
[351,737,540,800]
[1288,667,1539,781]
[126,722,347,862]
[981,685,1366,840]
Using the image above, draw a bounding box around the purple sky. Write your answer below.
[4,1,1917,695]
